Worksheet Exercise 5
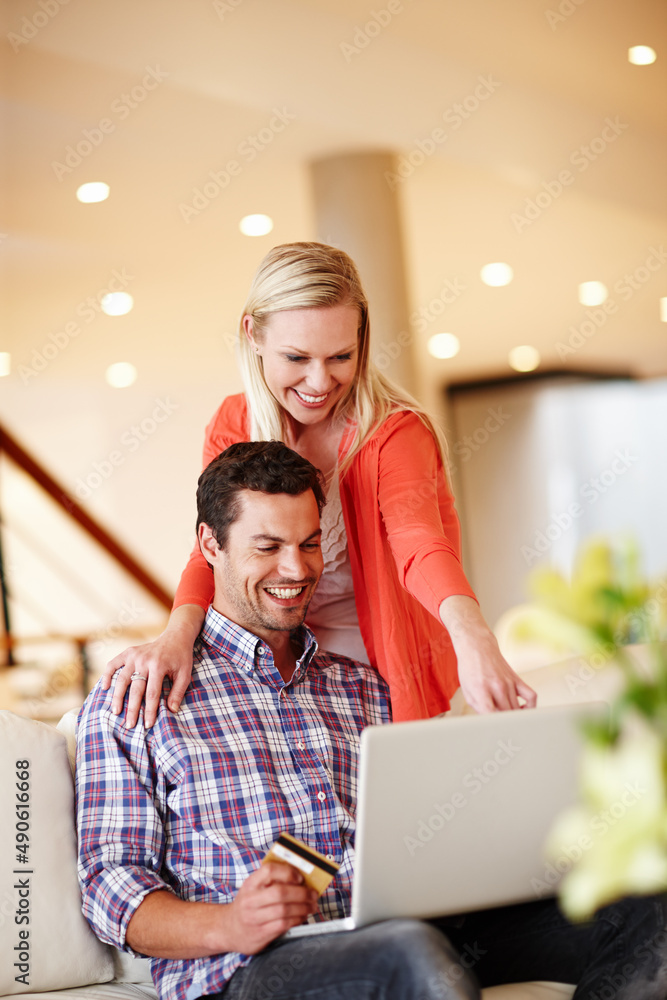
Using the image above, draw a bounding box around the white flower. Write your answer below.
[547,723,667,920]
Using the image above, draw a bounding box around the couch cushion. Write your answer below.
[1,987,157,999]
[110,953,153,986]
[55,710,153,987]
[0,711,114,995]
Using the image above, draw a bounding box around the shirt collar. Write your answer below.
[200,606,319,681]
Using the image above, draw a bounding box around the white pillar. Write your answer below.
[310,152,416,395]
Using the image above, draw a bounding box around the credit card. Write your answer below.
[262,833,340,896]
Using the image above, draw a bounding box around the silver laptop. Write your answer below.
[286,703,598,937]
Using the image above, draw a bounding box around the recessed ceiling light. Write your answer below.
[628,45,657,66]
[509,345,540,372]
[427,333,460,359]
[480,262,513,287]
[660,297,667,323]
[101,292,133,316]
[578,281,608,306]
[239,214,274,237]
[0,352,10,377]
[106,362,137,388]
[76,182,110,204]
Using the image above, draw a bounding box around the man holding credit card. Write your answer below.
[76,441,665,1000]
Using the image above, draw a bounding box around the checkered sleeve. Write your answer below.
[75,682,171,955]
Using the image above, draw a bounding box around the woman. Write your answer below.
[105,242,535,726]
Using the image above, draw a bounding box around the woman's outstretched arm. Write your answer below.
[375,411,536,713]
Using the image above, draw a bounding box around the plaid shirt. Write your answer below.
[76,608,391,1000]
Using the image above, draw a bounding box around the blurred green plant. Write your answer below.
[516,536,667,919]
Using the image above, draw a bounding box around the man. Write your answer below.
[77,442,665,1000]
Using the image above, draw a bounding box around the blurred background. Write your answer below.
[1,0,665,720]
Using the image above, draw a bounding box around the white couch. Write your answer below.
[2,642,629,1000]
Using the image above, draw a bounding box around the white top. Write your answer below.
[306,472,369,665]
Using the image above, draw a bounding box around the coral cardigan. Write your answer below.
[174,394,477,721]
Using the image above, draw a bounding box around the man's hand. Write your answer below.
[439,595,537,713]
[125,864,318,960]
[224,863,319,955]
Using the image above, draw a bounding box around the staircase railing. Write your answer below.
[0,422,174,673]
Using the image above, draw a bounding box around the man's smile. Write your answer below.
[263,582,311,606]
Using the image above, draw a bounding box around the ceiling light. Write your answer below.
[628,46,657,66]
[0,352,10,377]
[101,292,133,316]
[427,333,460,359]
[480,262,513,287]
[509,345,540,372]
[76,182,110,204]
[106,362,137,388]
[239,214,273,237]
[578,281,608,306]
[660,298,667,323]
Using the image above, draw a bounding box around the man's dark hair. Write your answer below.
[196,441,326,548]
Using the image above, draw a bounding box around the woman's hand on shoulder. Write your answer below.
[100,605,205,728]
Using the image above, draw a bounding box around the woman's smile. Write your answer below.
[247,303,360,427]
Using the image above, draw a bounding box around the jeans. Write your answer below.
[215,895,667,1000]
[439,894,667,999]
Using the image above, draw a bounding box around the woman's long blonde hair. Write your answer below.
[237,242,448,473]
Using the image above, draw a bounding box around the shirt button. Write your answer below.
[257,646,266,655]
[317,791,326,802]
[326,854,335,862]
[296,742,305,750]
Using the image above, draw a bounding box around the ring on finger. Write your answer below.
[130,672,148,683]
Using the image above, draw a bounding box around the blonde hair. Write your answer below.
[237,241,449,474]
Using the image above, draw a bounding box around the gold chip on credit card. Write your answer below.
[262,833,340,896]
